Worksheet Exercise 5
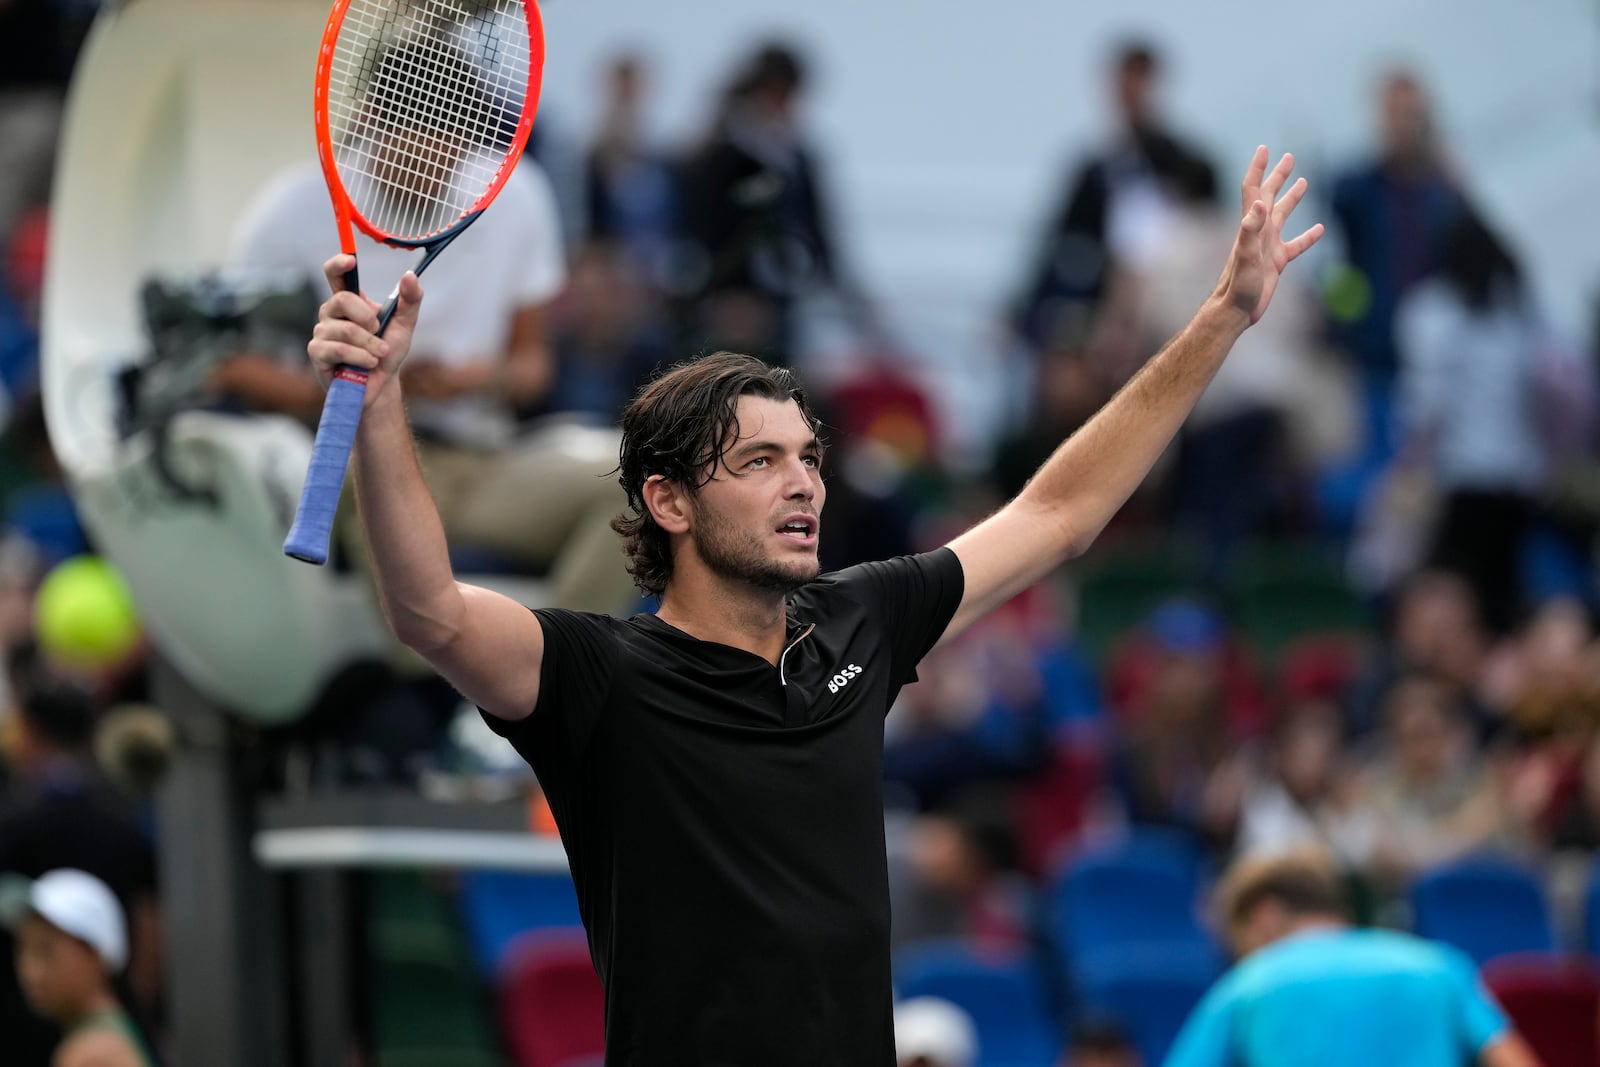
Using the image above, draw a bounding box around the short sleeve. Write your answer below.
[479,608,617,768]
[1162,978,1238,1067]
[502,161,568,307]
[1442,948,1509,1057]
[824,548,964,686]
[227,163,330,281]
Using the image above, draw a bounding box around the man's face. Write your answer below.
[14,913,104,1023]
[1228,898,1291,959]
[686,395,825,594]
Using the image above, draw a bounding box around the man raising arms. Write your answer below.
[306,148,1321,1064]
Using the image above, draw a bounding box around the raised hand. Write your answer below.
[1213,146,1325,325]
[306,255,423,407]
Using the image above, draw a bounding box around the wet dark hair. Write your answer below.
[611,351,823,596]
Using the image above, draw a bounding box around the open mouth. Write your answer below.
[776,516,818,543]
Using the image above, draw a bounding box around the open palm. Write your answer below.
[1215,147,1325,325]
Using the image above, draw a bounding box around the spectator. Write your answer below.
[892,792,1035,949]
[1234,702,1376,868]
[0,649,160,1067]
[1164,849,1539,1067]
[894,995,978,1067]
[1062,1022,1144,1067]
[988,319,1110,501]
[583,51,680,290]
[1356,676,1524,888]
[1396,208,1573,633]
[679,40,856,357]
[228,152,635,613]
[1013,39,1215,351]
[4,868,155,1067]
[537,242,669,425]
[1327,69,1464,397]
[1111,159,1320,574]
[1106,601,1259,855]
[1346,569,1491,740]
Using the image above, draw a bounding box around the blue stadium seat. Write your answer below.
[1072,944,1221,1067]
[1584,860,1600,958]
[1048,830,1217,978]
[1409,856,1555,966]
[457,870,584,977]
[894,939,1061,1067]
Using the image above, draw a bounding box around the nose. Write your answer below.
[782,455,815,501]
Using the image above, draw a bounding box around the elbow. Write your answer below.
[382,588,465,656]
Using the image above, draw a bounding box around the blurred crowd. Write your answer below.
[2,0,1600,1064]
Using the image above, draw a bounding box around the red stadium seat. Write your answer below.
[1482,953,1600,1067]
[498,929,606,1067]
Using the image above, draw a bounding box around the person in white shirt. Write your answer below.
[226,157,636,614]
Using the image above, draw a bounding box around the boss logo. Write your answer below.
[827,663,864,694]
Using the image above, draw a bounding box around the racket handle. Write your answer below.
[283,368,368,564]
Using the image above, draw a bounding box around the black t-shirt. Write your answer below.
[484,548,965,1065]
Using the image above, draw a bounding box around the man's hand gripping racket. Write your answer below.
[283,0,545,564]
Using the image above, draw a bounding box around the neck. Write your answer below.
[1286,915,1346,938]
[63,989,120,1029]
[656,569,792,664]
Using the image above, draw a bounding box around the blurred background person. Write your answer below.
[1012,39,1216,356]
[228,153,636,613]
[1354,675,1527,894]
[4,868,155,1067]
[1395,207,1587,634]
[1325,69,1464,449]
[0,647,161,1067]
[679,39,861,358]
[1164,849,1539,1067]
[583,50,681,293]
[894,995,978,1067]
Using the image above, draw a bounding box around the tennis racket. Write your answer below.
[283,0,545,564]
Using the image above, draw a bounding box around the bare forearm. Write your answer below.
[1017,297,1248,552]
[350,387,463,651]
[1480,1034,1542,1067]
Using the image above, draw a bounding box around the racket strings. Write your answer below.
[327,0,530,241]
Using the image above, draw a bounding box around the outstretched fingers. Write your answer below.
[1259,152,1296,203]
[1239,145,1269,210]
[1282,223,1326,262]
[1272,176,1309,230]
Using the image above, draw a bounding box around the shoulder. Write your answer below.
[54,1028,141,1067]
[797,548,963,607]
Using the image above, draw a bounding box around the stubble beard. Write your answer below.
[691,499,819,595]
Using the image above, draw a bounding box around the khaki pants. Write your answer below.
[416,421,636,614]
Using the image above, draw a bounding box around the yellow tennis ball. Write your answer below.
[33,555,142,670]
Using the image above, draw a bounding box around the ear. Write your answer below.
[641,475,691,535]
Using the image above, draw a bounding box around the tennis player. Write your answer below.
[308,147,1321,1064]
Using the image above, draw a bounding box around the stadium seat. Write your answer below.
[1482,953,1600,1067]
[498,929,606,1067]
[368,871,503,1064]
[1048,830,1219,978]
[1584,860,1600,957]
[1229,540,1374,667]
[1410,856,1556,966]
[893,939,1061,1067]
[1072,944,1221,1067]
[458,869,584,977]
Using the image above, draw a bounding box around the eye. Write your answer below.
[802,453,820,468]
[747,456,770,469]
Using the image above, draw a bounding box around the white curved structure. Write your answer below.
[42,0,389,724]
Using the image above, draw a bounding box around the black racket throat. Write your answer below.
[349,207,485,336]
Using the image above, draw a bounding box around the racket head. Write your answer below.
[312,0,545,251]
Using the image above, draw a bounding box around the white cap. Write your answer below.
[10,869,129,973]
[894,996,978,1067]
